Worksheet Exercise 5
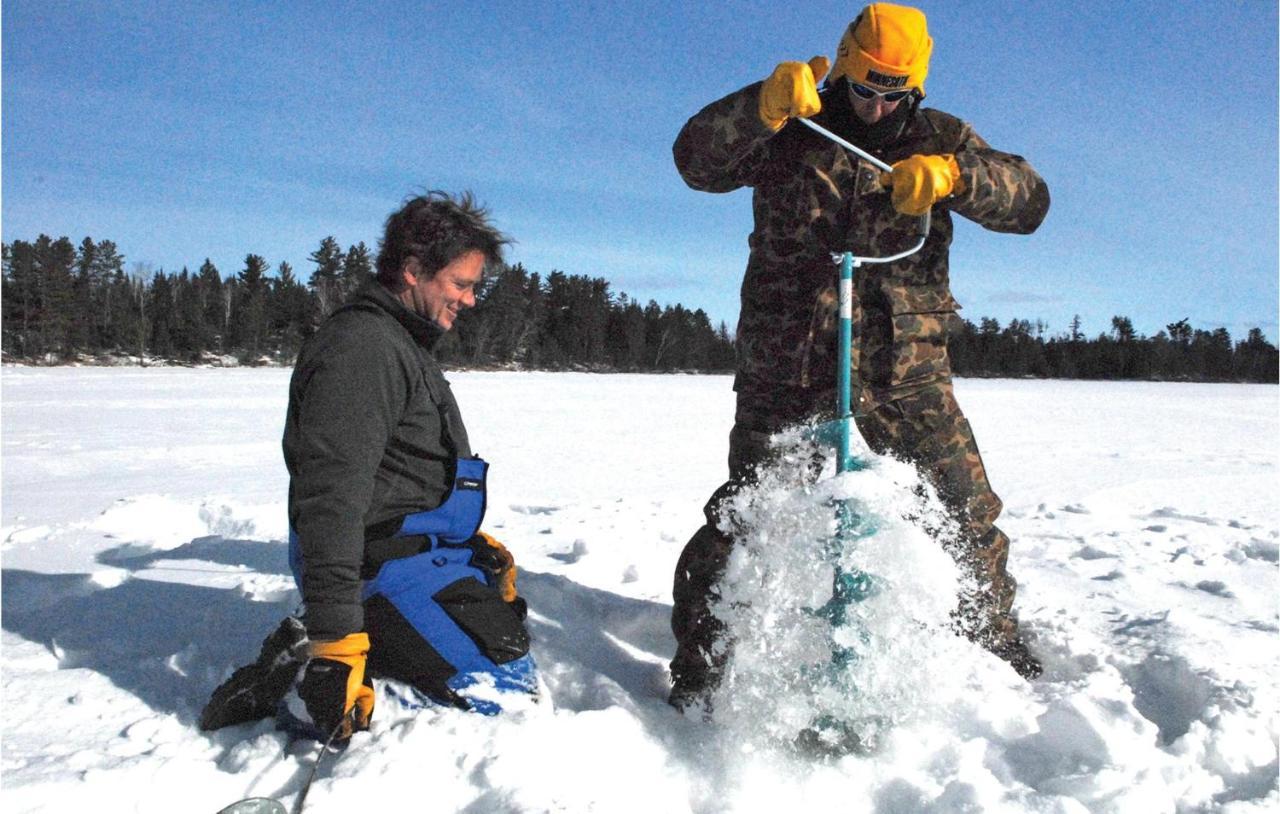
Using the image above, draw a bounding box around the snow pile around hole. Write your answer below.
[709,426,985,750]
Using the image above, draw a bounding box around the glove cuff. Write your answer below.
[944,154,964,196]
[757,88,788,131]
[310,632,370,662]
[302,632,374,738]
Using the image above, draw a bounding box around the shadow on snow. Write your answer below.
[1,542,683,738]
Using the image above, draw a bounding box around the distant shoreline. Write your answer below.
[4,358,1273,386]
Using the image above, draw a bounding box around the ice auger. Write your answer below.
[793,115,931,754]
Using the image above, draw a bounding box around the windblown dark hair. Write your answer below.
[375,190,511,285]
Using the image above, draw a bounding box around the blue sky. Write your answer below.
[4,1,1277,341]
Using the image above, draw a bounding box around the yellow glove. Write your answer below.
[474,531,518,602]
[758,56,830,131]
[878,153,963,215]
[304,632,375,739]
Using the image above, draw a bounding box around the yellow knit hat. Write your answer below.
[829,3,932,97]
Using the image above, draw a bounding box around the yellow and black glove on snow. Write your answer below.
[879,153,963,215]
[758,56,830,131]
[294,632,375,741]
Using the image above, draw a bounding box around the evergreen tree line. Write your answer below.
[3,234,1274,382]
[1,234,735,372]
[948,315,1278,384]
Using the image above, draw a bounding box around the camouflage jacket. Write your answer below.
[673,81,1050,404]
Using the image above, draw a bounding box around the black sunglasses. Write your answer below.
[849,82,912,103]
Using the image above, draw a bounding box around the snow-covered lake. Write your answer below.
[2,367,1276,813]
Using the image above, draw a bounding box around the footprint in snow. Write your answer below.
[4,525,54,544]
[1113,610,1169,637]
[1149,507,1217,526]
[1118,651,1217,746]
[511,504,560,516]
[1072,545,1115,560]
[549,539,588,563]
[1193,580,1234,598]
[1242,619,1279,633]
[1241,539,1279,563]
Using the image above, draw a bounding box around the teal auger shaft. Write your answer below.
[837,252,855,475]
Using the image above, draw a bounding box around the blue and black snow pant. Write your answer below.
[292,457,537,713]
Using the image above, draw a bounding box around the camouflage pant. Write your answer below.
[669,378,1019,692]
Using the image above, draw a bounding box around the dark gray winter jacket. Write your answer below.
[283,281,471,639]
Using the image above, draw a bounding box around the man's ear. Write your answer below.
[399,257,421,288]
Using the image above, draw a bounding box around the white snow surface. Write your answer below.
[2,367,1277,813]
